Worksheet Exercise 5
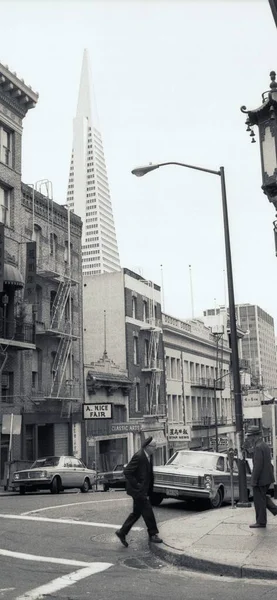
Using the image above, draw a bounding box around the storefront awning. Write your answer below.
[4,264,24,288]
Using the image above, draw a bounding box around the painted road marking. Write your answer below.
[16,564,112,600]
[21,496,129,516]
[0,549,112,600]
[0,513,143,531]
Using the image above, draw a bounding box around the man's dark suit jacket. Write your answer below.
[124,449,154,499]
[251,440,274,487]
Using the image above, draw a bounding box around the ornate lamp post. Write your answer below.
[132,161,250,506]
[241,71,277,249]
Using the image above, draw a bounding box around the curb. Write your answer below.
[151,541,277,580]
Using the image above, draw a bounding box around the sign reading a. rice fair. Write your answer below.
[82,403,112,419]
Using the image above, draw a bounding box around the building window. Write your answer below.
[0,186,10,226]
[50,233,57,259]
[0,125,13,167]
[142,300,148,322]
[33,225,42,260]
[135,383,140,412]
[64,240,73,263]
[144,339,149,367]
[133,336,138,364]
[1,371,13,403]
[145,384,150,413]
[132,296,137,319]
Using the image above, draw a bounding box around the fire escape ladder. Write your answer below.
[50,334,72,397]
[50,280,71,329]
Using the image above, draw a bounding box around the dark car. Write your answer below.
[99,464,126,492]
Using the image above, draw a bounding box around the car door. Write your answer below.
[71,458,86,487]
[62,457,74,488]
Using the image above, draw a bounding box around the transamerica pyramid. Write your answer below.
[66,49,121,275]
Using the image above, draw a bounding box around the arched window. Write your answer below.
[50,233,57,260]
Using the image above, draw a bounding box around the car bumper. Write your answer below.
[153,484,211,500]
[12,478,52,488]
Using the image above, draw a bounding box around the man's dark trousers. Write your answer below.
[120,496,158,537]
[253,484,277,526]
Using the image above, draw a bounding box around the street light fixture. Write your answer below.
[132,160,250,506]
[241,71,277,249]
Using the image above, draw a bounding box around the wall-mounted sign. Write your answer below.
[82,403,112,420]
[168,426,191,442]
[111,423,141,434]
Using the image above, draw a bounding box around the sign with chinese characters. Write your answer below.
[168,426,191,442]
[82,403,112,419]
[72,422,82,457]
[24,242,36,303]
[111,423,141,433]
[0,223,4,293]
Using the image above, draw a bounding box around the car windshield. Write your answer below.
[166,451,218,470]
[31,457,60,468]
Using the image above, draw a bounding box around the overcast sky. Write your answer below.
[1,0,276,325]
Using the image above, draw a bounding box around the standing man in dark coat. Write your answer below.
[115,437,163,547]
[245,425,277,528]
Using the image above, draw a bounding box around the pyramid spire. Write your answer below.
[66,49,120,275]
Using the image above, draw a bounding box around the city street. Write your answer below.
[0,490,277,599]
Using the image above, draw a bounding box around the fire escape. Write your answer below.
[140,281,164,416]
[32,180,80,417]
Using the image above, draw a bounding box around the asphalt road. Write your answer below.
[0,489,277,599]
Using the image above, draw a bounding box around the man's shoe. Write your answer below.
[249,523,266,528]
[115,530,128,547]
[149,534,163,543]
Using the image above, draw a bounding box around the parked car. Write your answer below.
[12,456,96,495]
[151,450,252,509]
[98,464,126,491]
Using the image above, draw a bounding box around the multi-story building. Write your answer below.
[83,269,167,465]
[66,49,120,275]
[0,62,83,483]
[236,304,277,391]
[163,314,234,455]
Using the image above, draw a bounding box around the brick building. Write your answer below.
[83,269,167,465]
[0,62,83,483]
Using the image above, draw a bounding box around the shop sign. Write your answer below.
[111,423,141,433]
[2,414,22,435]
[168,426,191,442]
[82,403,112,419]
[72,422,82,457]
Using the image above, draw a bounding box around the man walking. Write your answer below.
[245,425,277,528]
[115,437,163,547]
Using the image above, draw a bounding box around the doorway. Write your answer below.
[38,424,54,457]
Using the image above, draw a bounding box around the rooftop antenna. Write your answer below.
[189,264,194,319]
[160,264,165,312]
[103,309,107,358]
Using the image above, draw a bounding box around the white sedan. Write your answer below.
[12,456,96,495]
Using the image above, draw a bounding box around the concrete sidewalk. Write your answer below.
[151,505,277,580]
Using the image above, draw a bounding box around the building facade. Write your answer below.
[83,269,167,465]
[66,49,120,275]
[0,62,83,483]
[163,314,234,455]
[236,304,277,391]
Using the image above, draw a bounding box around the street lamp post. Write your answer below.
[132,160,250,506]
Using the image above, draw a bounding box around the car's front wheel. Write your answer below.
[50,476,60,494]
[80,478,90,493]
[210,487,223,509]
